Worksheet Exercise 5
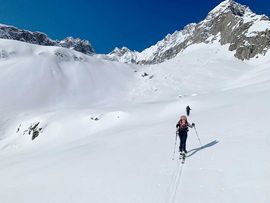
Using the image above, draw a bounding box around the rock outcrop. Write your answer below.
[0,24,95,55]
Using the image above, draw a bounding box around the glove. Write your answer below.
[192,123,195,126]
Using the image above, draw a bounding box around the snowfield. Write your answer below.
[0,38,269,203]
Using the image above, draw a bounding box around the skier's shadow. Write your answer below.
[187,140,219,157]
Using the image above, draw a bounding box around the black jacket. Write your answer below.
[176,122,193,132]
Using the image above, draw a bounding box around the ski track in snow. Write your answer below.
[167,159,185,203]
[165,158,180,203]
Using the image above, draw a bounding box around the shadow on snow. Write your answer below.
[187,140,219,158]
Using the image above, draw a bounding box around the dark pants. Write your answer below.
[186,110,190,116]
[179,131,188,152]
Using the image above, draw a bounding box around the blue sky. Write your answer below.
[0,0,269,53]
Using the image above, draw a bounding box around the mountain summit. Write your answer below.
[107,0,270,64]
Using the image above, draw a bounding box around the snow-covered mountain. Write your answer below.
[0,1,270,202]
[107,0,270,64]
[105,46,139,64]
[0,23,95,55]
[1,0,269,64]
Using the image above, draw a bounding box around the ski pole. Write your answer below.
[194,126,202,146]
[172,131,178,160]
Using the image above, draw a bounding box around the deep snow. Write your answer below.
[0,38,269,203]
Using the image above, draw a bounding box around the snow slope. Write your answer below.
[128,41,253,101]
[0,39,136,111]
[0,38,269,203]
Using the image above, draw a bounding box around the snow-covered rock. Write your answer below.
[59,37,94,55]
[0,24,95,55]
[107,47,139,64]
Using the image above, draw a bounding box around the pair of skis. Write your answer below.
[179,152,186,164]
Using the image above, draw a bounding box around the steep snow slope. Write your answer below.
[0,38,269,203]
[0,39,135,111]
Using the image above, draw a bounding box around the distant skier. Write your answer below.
[186,106,191,116]
[176,115,195,153]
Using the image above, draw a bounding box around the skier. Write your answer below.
[186,106,191,116]
[176,115,195,154]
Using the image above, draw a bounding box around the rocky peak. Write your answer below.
[208,0,249,17]
[110,47,133,56]
[0,24,95,55]
[108,47,139,63]
[59,37,94,55]
[106,0,270,64]
[202,0,270,59]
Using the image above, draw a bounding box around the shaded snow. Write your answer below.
[246,20,270,37]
